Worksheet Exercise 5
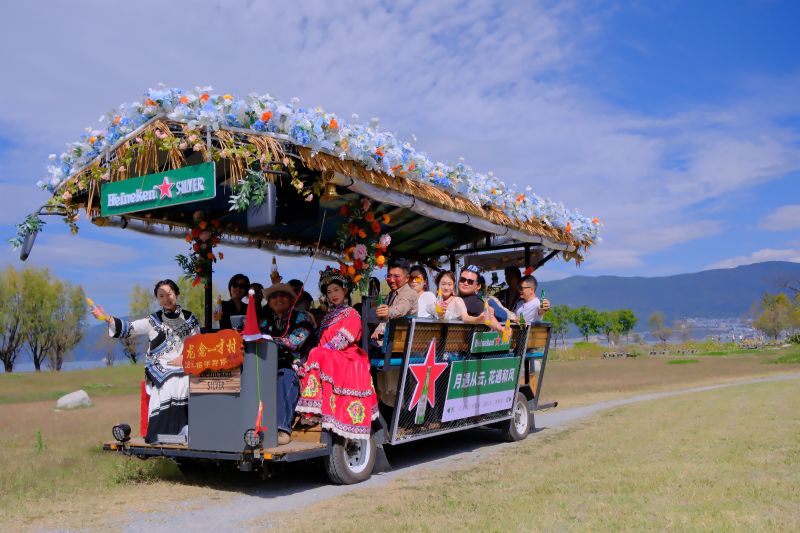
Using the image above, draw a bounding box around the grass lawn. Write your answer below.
[1,355,798,531]
[273,378,800,532]
[0,364,143,404]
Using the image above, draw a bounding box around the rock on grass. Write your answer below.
[55,390,92,409]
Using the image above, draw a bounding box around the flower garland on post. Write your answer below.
[175,211,225,287]
[335,197,392,296]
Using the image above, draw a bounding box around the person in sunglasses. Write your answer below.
[219,274,251,330]
[409,265,436,318]
[457,266,509,333]
[260,280,314,445]
[371,258,418,340]
[513,274,551,323]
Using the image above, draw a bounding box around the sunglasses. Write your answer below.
[458,277,476,286]
[269,291,291,299]
[232,282,249,289]
[518,285,534,291]
[385,274,407,280]
[410,276,424,283]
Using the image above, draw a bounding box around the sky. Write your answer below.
[0,0,799,316]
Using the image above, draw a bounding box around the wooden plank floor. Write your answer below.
[104,436,327,456]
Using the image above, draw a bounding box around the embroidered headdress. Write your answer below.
[319,267,351,294]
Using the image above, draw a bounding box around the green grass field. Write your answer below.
[274,378,800,532]
[1,350,799,532]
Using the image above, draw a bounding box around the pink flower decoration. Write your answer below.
[193,144,203,151]
[353,244,368,261]
[179,142,187,150]
[188,135,197,142]
[200,243,207,249]
[379,234,391,248]
[62,191,72,200]
[199,231,211,242]
[360,198,371,211]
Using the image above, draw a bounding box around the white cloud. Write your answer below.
[759,205,800,231]
[704,249,800,271]
[0,1,798,287]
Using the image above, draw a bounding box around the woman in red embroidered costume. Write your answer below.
[296,269,377,440]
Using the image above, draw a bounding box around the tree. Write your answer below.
[542,305,572,349]
[617,309,638,345]
[94,331,117,367]
[751,291,794,339]
[648,311,672,346]
[599,310,622,346]
[0,265,27,372]
[22,267,57,372]
[572,306,601,342]
[122,283,152,364]
[46,279,87,371]
[673,320,694,344]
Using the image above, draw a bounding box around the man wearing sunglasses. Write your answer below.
[458,266,494,322]
[260,281,314,445]
[513,274,550,323]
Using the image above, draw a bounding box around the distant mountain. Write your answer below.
[539,261,800,326]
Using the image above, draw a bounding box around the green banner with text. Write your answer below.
[442,356,520,422]
[470,331,511,354]
[100,163,216,216]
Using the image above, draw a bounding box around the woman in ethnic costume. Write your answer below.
[296,269,378,440]
[90,279,200,444]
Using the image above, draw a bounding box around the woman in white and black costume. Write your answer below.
[90,279,201,443]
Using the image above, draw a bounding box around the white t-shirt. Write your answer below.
[416,292,436,318]
[514,297,542,323]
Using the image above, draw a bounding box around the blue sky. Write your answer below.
[0,0,798,316]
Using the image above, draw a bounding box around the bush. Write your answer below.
[787,333,800,345]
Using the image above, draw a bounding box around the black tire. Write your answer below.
[324,433,376,485]
[500,392,530,442]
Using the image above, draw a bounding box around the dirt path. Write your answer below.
[101,372,800,533]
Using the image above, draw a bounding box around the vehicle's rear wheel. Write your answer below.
[324,433,376,484]
[500,392,530,442]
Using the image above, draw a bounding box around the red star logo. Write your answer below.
[407,339,448,411]
[155,176,174,199]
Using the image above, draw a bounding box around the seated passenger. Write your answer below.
[249,282,268,323]
[296,268,377,440]
[371,257,418,341]
[90,280,200,444]
[260,281,314,445]
[219,273,250,330]
[430,271,468,319]
[495,266,522,311]
[479,274,517,323]
[409,265,436,318]
[458,266,510,334]
[513,274,551,323]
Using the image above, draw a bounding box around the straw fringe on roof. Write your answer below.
[296,147,586,249]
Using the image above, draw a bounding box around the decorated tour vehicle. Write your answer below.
[12,86,600,484]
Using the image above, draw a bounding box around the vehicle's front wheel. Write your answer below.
[500,392,530,442]
[324,433,376,484]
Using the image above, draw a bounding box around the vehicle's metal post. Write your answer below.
[525,245,531,269]
[449,253,456,273]
[205,272,212,333]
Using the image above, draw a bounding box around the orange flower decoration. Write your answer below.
[383,214,391,224]
[114,116,121,124]
[179,96,189,104]
[200,94,210,101]
[354,274,362,283]
[329,119,339,129]
[185,235,192,242]
[212,237,220,245]
[348,265,356,275]
[340,265,347,275]
[409,162,415,171]
[218,253,224,260]
[145,99,156,107]
[207,253,216,260]
[565,223,572,233]
[199,221,208,230]
[365,212,374,222]
[193,244,200,252]
[210,219,220,228]
[372,222,381,234]
[376,148,384,157]
[261,111,272,121]
[341,206,349,216]
[377,256,385,266]
[358,229,367,238]
[593,218,599,224]
[191,228,201,238]
[349,224,358,236]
